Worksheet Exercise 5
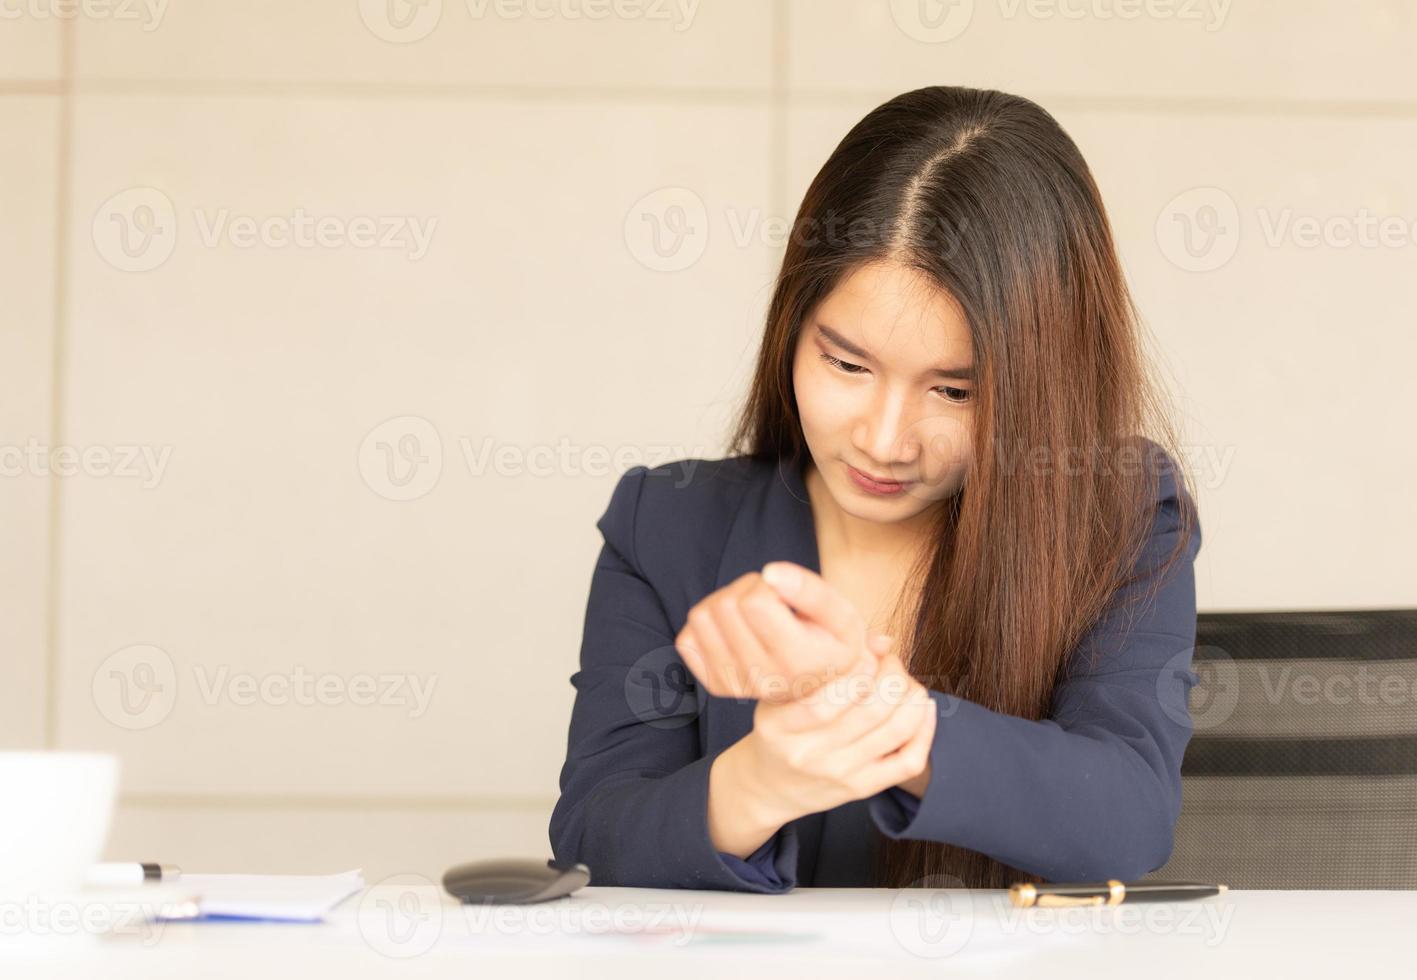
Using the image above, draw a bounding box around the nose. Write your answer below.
[852,385,919,472]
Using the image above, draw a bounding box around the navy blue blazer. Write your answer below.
[549,446,1202,892]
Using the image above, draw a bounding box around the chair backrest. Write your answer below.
[1142,609,1417,889]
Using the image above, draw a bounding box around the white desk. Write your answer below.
[5,883,1408,977]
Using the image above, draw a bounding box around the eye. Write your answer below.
[819,352,868,375]
[821,351,972,403]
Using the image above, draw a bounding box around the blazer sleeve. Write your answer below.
[716,836,789,889]
[867,452,1203,881]
[549,465,801,892]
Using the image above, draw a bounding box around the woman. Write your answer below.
[549,85,1201,893]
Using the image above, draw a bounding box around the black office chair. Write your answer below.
[1142,609,1417,889]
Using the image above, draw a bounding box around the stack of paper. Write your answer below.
[155,869,365,922]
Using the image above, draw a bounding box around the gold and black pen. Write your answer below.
[1009,880,1227,908]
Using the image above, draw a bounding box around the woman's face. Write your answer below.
[792,259,976,525]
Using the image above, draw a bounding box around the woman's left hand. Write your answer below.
[673,561,884,703]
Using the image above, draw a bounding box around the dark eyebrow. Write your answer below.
[815,322,975,381]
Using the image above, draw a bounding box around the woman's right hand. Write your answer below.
[738,638,937,825]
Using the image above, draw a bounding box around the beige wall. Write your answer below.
[2,1,1413,882]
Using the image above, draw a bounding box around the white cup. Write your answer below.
[0,752,119,900]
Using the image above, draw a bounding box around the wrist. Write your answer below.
[708,742,799,855]
[893,683,936,799]
[896,760,932,800]
[708,736,800,857]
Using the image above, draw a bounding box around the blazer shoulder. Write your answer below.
[595,454,769,578]
[1132,436,1202,560]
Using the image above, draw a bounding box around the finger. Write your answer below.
[737,581,833,699]
[768,653,879,732]
[760,562,865,645]
[803,658,902,745]
[830,650,926,741]
[737,578,804,652]
[674,625,707,682]
[839,690,936,801]
[679,574,770,698]
[878,693,937,787]
[849,681,933,762]
[767,681,851,732]
[680,606,731,696]
[745,572,863,693]
[709,590,780,699]
[868,632,893,658]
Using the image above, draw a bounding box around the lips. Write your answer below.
[849,464,911,487]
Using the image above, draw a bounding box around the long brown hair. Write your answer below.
[727,85,1198,889]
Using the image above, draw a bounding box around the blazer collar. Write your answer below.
[710,453,830,881]
[716,453,822,589]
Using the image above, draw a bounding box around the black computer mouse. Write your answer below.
[442,857,591,905]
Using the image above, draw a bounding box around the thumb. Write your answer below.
[761,561,862,644]
[867,632,893,658]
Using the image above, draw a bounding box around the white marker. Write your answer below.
[85,862,182,888]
